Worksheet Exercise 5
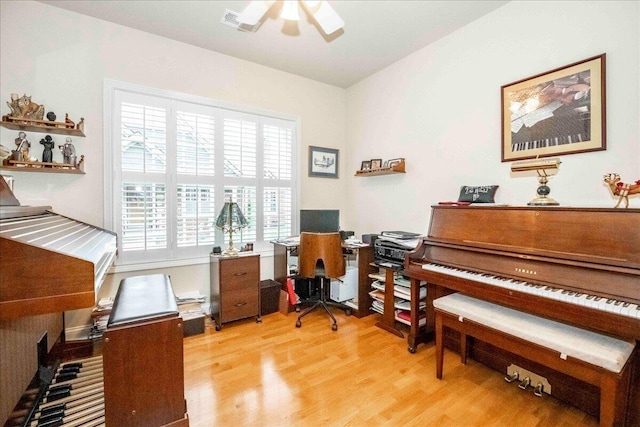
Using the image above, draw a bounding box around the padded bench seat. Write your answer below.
[108,273,179,328]
[433,293,636,427]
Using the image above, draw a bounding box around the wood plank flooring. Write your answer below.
[183,310,598,427]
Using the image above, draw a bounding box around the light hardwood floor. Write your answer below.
[183,309,598,427]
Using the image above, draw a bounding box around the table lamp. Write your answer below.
[215,197,248,255]
[511,157,562,206]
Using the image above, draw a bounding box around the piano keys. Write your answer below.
[421,262,640,319]
[404,205,640,424]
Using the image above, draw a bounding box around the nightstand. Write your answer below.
[210,253,261,330]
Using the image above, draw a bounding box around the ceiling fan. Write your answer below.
[238,0,345,35]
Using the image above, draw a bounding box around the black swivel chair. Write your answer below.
[295,232,352,331]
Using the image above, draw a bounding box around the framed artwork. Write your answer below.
[308,146,339,178]
[361,160,371,170]
[370,159,382,169]
[501,54,606,162]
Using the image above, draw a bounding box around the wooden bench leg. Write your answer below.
[436,310,444,379]
[460,332,468,365]
[599,374,618,427]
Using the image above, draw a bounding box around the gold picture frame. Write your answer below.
[501,54,606,162]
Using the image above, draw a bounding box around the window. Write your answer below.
[105,81,298,267]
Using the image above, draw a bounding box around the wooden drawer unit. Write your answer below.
[210,253,261,330]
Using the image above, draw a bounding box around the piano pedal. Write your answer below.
[507,364,552,395]
[533,382,544,397]
[504,372,519,383]
[518,376,531,390]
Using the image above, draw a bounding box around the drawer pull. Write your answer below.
[234,302,248,307]
[233,272,248,277]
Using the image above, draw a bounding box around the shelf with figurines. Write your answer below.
[0,93,85,137]
[355,158,405,177]
[1,132,85,174]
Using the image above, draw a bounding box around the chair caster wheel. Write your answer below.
[408,346,416,354]
[345,309,352,316]
[332,324,338,331]
[296,320,301,328]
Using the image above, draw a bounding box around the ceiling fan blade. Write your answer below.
[307,1,344,35]
[238,1,275,26]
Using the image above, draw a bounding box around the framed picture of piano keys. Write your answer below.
[501,53,606,162]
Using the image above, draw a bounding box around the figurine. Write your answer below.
[64,113,75,129]
[6,94,45,120]
[14,131,30,161]
[47,111,57,121]
[603,173,640,208]
[40,135,55,165]
[59,137,77,166]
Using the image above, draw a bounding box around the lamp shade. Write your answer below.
[215,201,248,231]
[215,199,248,255]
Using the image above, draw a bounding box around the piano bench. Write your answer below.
[433,293,636,427]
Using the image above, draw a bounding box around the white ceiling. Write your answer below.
[38,0,509,88]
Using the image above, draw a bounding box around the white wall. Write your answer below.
[0,0,348,331]
[345,0,640,237]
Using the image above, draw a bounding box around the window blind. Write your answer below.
[107,82,298,266]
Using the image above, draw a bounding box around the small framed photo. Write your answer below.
[370,159,382,169]
[360,160,371,170]
[387,158,404,168]
[309,146,339,178]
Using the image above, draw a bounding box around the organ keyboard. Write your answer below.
[0,177,117,426]
[404,205,640,424]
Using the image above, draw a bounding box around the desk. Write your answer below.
[271,240,375,318]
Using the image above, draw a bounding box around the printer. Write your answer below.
[374,231,421,267]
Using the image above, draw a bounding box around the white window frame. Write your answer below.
[104,80,299,271]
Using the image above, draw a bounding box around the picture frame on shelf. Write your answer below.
[501,54,606,162]
[370,159,382,169]
[387,158,404,168]
[360,160,371,170]
[308,146,339,178]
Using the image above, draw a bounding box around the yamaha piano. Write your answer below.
[0,177,117,425]
[404,205,640,425]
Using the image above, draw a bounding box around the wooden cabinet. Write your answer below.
[210,253,261,330]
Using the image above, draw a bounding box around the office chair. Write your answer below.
[295,232,351,331]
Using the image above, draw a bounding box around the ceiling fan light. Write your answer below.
[312,1,344,35]
[238,0,275,26]
[302,0,321,10]
[280,1,300,21]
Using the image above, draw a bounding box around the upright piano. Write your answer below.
[0,177,117,425]
[404,205,640,424]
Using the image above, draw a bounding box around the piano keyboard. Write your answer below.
[422,262,640,319]
[511,132,585,152]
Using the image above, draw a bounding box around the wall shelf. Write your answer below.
[0,117,85,137]
[355,159,405,177]
[1,156,85,174]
